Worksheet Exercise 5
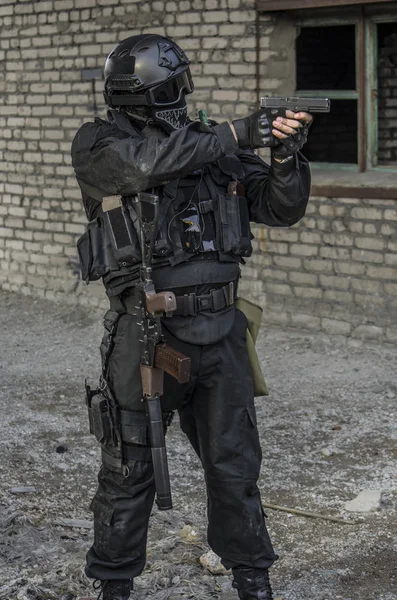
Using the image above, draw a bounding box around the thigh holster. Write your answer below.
[101,409,152,476]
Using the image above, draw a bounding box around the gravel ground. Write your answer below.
[0,290,396,600]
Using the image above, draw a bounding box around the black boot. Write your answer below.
[94,579,133,600]
[232,568,274,600]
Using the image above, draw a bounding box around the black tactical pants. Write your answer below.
[85,308,277,581]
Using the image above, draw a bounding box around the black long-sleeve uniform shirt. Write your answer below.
[71,114,311,343]
[71,116,311,227]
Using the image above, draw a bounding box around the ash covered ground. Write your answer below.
[0,291,395,600]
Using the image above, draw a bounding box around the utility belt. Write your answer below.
[174,281,235,316]
[117,281,236,317]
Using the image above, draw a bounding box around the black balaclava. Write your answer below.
[152,96,188,133]
[125,95,188,134]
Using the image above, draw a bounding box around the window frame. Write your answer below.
[295,16,362,170]
[294,9,397,173]
[366,13,397,171]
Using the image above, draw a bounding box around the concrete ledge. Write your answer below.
[311,168,397,199]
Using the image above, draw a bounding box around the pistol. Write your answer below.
[260,96,331,119]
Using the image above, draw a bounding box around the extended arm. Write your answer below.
[71,119,238,199]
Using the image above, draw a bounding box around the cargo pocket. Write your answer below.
[90,495,116,559]
[120,410,148,446]
[242,403,262,479]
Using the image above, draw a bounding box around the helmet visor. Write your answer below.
[148,70,194,106]
[104,69,194,108]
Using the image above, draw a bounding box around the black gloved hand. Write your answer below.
[232,110,273,150]
[271,121,310,160]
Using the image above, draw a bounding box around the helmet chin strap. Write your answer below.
[124,106,153,128]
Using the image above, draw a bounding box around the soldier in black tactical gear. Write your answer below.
[71,34,313,600]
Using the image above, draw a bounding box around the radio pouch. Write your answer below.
[85,381,114,445]
[102,195,141,267]
[77,218,110,283]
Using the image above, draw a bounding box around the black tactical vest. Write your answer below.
[76,114,253,298]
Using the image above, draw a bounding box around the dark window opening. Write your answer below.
[302,100,358,164]
[377,22,397,166]
[296,25,356,91]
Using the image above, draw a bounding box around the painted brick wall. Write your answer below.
[239,197,397,344]
[0,0,286,308]
[1,1,397,345]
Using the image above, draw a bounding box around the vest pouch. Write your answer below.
[162,201,193,266]
[103,200,141,268]
[77,229,92,283]
[217,192,253,257]
[87,218,111,280]
[153,218,174,258]
[77,218,110,283]
[91,392,113,445]
[85,381,114,445]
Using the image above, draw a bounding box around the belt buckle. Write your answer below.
[197,295,212,312]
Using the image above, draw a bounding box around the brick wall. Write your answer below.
[1,1,397,345]
[0,0,289,308]
[239,196,397,344]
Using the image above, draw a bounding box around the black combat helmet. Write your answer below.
[103,34,194,108]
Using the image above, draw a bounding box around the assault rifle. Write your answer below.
[133,192,191,511]
[260,96,331,117]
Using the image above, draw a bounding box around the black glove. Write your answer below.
[271,121,310,160]
[233,108,312,155]
[232,110,273,149]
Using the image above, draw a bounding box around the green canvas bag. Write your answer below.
[235,297,268,397]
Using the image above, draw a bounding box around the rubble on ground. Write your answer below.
[0,291,396,600]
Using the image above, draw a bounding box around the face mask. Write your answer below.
[152,96,188,133]
[124,97,188,134]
